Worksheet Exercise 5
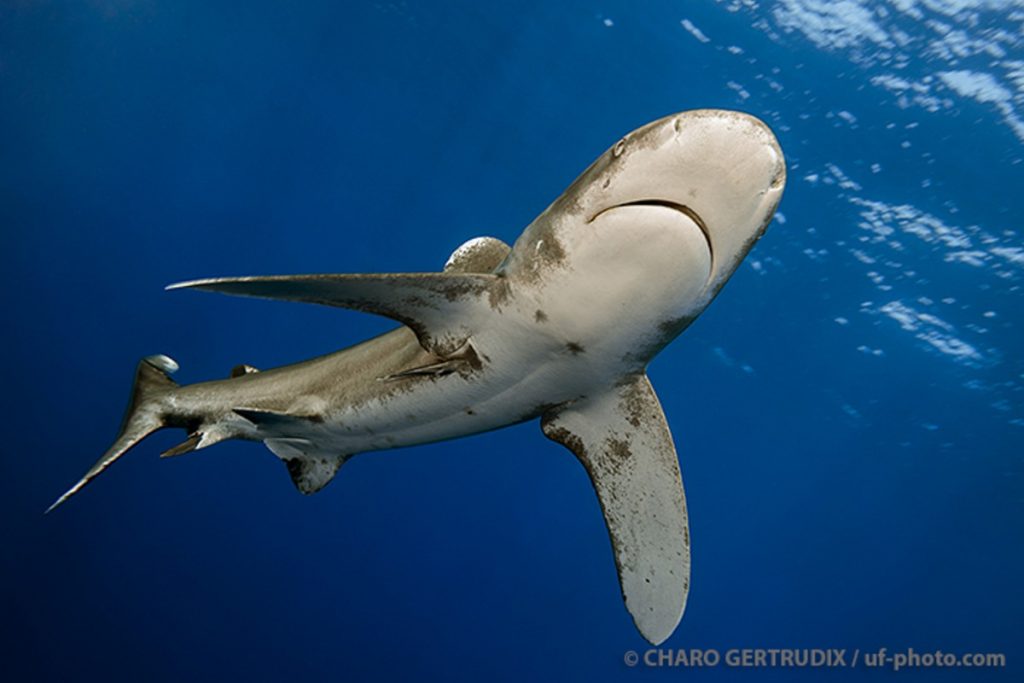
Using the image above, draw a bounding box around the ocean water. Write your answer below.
[3,1,1022,681]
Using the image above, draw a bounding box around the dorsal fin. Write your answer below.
[444,237,511,273]
[168,272,505,356]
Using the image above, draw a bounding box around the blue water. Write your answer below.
[4,1,1022,681]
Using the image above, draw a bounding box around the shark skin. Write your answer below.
[49,109,785,645]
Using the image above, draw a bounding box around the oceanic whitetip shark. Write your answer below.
[49,109,785,645]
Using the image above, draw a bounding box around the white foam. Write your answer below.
[877,300,987,366]
[680,18,711,43]
[726,80,751,99]
[736,0,1024,141]
[773,0,893,50]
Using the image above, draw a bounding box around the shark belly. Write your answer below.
[160,325,561,456]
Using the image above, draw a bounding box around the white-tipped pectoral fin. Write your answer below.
[167,272,505,356]
[542,374,690,645]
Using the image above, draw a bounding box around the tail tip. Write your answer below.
[44,480,85,514]
[143,354,179,375]
[46,354,176,515]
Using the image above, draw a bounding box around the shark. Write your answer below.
[48,109,785,645]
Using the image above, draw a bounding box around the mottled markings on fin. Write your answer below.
[168,272,501,357]
[444,236,511,274]
[284,455,344,495]
[541,375,690,646]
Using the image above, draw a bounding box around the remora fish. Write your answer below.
[49,109,785,645]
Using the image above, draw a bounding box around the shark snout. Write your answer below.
[591,109,785,292]
[654,109,785,289]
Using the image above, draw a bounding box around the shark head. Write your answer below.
[580,109,785,295]
[504,109,786,362]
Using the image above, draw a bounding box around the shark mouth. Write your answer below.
[590,199,715,282]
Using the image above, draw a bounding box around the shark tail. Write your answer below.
[46,354,180,513]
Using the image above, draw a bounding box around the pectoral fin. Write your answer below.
[541,374,690,645]
[168,272,505,356]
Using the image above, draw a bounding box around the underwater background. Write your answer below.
[3,1,1022,680]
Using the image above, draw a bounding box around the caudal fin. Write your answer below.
[46,355,179,513]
